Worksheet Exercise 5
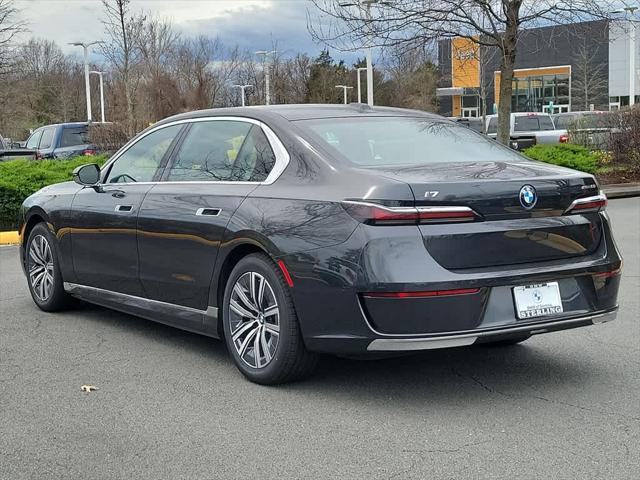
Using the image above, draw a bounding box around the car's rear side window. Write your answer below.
[60,127,89,147]
[296,117,523,166]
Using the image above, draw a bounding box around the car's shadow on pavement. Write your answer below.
[73,301,595,405]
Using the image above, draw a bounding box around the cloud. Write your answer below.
[14,0,358,63]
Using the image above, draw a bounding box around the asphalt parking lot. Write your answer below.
[1,197,638,480]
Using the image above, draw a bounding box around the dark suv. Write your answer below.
[24,122,97,159]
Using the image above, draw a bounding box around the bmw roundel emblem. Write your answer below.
[519,185,537,209]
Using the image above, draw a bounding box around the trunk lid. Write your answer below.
[358,160,603,269]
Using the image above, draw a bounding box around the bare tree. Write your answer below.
[309,0,614,144]
[0,0,25,76]
[101,0,145,135]
[571,39,608,111]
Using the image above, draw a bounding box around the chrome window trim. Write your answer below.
[100,116,290,186]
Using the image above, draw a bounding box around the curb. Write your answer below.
[602,183,640,199]
[0,231,19,245]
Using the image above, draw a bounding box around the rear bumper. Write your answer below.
[285,210,623,356]
[367,308,617,351]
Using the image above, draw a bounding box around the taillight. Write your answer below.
[564,193,607,214]
[560,134,569,143]
[83,149,96,156]
[341,201,478,225]
[362,288,480,298]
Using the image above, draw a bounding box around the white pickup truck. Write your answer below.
[484,112,568,151]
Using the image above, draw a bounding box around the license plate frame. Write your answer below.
[513,282,563,320]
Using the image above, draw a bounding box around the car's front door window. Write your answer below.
[105,124,182,183]
[26,130,43,149]
[39,127,56,149]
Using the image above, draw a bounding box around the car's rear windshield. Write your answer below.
[295,117,522,167]
[60,126,89,147]
[514,115,555,132]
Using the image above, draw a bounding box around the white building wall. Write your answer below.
[609,21,640,98]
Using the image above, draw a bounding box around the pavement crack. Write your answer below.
[451,367,640,422]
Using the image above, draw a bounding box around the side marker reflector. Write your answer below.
[277,259,294,288]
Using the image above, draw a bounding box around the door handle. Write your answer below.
[115,205,134,212]
[195,208,221,217]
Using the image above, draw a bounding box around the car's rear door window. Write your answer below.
[165,121,275,182]
[60,127,89,147]
[296,117,523,166]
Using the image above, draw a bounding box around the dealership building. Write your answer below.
[437,19,639,117]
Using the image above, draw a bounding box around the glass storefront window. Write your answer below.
[510,72,571,113]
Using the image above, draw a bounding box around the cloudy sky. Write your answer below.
[14,0,352,61]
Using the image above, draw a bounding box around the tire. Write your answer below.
[479,334,531,347]
[222,253,318,385]
[25,222,71,312]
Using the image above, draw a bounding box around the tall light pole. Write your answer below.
[335,85,354,104]
[69,41,99,121]
[255,50,276,105]
[233,84,253,107]
[625,6,638,106]
[89,71,105,123]
[339,1,390,106]
[356,67,367,103]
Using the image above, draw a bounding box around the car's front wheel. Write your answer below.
[222,253,318,384]
[25,222,71,311]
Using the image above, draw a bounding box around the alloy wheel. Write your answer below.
[28,234,54,302]
[229,271,280,369]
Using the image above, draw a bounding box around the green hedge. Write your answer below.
[0,156,107,231]
[522,144,600,174]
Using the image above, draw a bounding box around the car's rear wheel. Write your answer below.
[222,253,317,384]
[25,223,71,311]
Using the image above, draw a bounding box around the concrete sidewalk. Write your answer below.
[602,183,640,199]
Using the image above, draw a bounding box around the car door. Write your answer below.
[137,118,277,312]
[25,129,43,154]
[69,123,184,296]
[37,126,56,158]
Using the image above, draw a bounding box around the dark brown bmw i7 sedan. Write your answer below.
[19,105,622,384]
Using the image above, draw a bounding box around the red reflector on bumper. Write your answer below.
[362,288,480,299]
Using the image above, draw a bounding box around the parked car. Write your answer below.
[485,112,568,150]
[453,117,484,133]
[19,105,621,384]
[24,122,98,159]
[0,134,36,161]
[552,111,616,150]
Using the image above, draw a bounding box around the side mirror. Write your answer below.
[73,163,101,187]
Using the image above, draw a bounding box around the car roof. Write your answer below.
[154,104,442,127]
[34,122,89,130]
